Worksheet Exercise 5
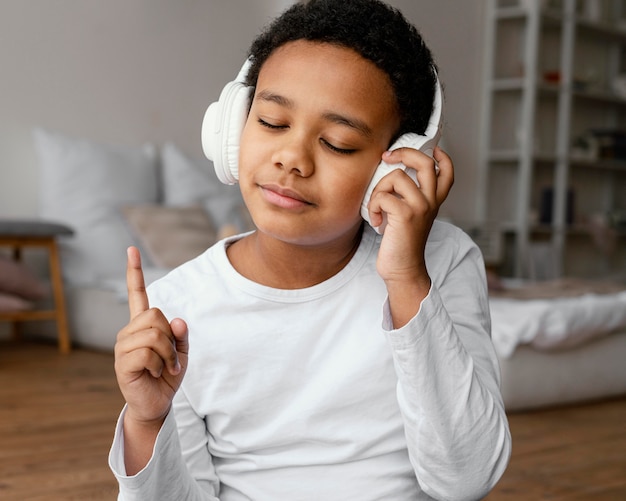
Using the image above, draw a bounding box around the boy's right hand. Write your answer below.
[114,246,189,428]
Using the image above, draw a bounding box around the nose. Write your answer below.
[271,132,314,178]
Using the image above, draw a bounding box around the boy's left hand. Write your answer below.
[367,146,454,325]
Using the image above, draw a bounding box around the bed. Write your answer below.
[488,278,626,411]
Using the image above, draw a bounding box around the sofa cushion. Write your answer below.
[121,204,216,268]
[34,129,159,285]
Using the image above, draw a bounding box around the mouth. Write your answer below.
[259,183,315,209]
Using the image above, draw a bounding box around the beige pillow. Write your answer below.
[0,292,34,312]
[0,255,48,300]
[122,205,217,269]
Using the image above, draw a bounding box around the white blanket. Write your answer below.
[489,291,626,358]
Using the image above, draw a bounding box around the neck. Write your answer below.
[226,225,364,289]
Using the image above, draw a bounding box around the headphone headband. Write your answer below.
[202,60,443,196]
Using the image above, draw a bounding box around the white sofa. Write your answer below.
[33,129,251,351]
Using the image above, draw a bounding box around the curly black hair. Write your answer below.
[245,0,438,138]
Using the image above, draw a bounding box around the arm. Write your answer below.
[369,146,454,328]
[385,237,511,500]
[110,247,219,500]
[369,148,510,499]
[109,391,220,501]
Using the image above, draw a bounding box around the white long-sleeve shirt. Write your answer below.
[109,221,511,500]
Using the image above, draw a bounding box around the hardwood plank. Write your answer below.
[486,398,626,500]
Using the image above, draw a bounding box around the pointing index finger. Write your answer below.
[127,246,149,320]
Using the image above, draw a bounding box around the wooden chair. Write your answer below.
[0,220,74,353]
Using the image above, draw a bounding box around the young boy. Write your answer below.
[109,1,511,499]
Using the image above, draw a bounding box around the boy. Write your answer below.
[110,1,511,499]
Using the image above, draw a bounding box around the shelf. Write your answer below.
[489,151,626,171]
[496,5,626,41]
[501,224,626,238]
[496,7,527,20]
[491,78,524,91]
[576,18,626,42]
[488,150,558,164]
[572,89,626,106]
[491,78,626,105]
[569,157,626,171]
[495,6,562,22]
[488,150,519,162]
[492,79,562,92]
[482,0,626,278]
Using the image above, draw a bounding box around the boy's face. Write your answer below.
[239,40,399,247]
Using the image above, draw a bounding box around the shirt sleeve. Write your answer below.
[383,236,511,501]
[108,390,220,501]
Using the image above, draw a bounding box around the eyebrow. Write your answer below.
[321,112,373,138]
[256,90,293,108]
[256,89,373,138]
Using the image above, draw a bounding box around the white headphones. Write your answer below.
[201,60,253,185]
[201,59,443,227]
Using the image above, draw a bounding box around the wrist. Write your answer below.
[385,273,431,329]
[124,406,169,435]
[122,408,169,476]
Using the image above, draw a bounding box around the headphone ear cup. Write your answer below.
[201,80,251,185]
[360,133,422,225]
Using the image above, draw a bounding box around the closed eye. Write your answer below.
[257,117,355,154]
[321,138,356,155]
[258,118,287,130]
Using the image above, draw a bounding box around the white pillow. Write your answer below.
[161,142,251,232]
[34,129,159,285]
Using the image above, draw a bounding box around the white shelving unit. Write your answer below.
[478,0,626,279]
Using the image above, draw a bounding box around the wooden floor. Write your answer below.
[1,340,625,500]
[0,341,124,500]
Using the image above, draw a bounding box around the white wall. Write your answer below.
[0,0,296,216]
[0,0,486,221]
